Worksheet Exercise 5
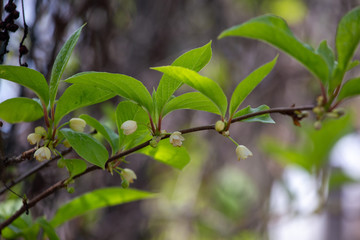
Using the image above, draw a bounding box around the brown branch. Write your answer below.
[0,105,314,230]
[0,148,72,195]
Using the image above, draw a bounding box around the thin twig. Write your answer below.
[0,105,314,230]
[0,148,72,195]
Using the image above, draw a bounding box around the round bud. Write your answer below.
[69,118,86,132]
[215,120,225,132]
[35,126,47,136]
[314,121,322,130]
[67,187,75,194]
[121,120,137,135]
[121,179,129,189]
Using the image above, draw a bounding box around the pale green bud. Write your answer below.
[27,133,42,145]
[122,168,137,183]
[35,126,47,136]
[215,121,226,132]
[314,121,322,130]
[69,118,86,132]
[34,146,51,162]
[236,145,253,161]
[121,120,137,135]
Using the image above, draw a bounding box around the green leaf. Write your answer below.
[233,105,275,123]
[0,98,43,123]
[54,84,115,125]
[80,114,119,155]
[336,7,360,74]
[115,101,150,150]
[50,188,154,227]
[219,15,329,83]
[60,129,108,169]
[66,72,153,112]
[0,66,49,104]
[156,41,212,115]
[138,140,190,169]
[229,57,277,117]
[37,218,60,240]
[337,77,360,101]
[153,66,227,116]
[261,138,312,170]
[49,25,84,107]
[316,40,335,75]
[162,92,221,117]
[58,159,87,179]
[347,60,360,71]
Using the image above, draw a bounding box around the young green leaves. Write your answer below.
[155,41,212,116]
[218,15,329,84]
[0,66,49,104]
[153,66,228,117]
[332,6,360,90]
[229,56,277,119]
[49,25,84,108]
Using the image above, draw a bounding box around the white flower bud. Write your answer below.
[121,120,137,135]
[169,131,185,147]
[215,120,226,132]
[27,133,42,145]
[34,146,51,162]
[35,126,47,136]
[122,168,137,183]
[236,145,253,161]
[69,118,86,132]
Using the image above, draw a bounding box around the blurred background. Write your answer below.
[1,0,360,239]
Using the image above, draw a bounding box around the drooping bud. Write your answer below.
[69,118,86,132]
[121,168,137,183]
[215,120,226,132]
[314,121,322,130]
[121,120,137,135]
[169,131,185,147]
[27,133,42,145]
[34,147,51,162]
[35,126,47,136]
[236,145,253,161]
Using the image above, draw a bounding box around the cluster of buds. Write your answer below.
[121,168,137,188]
[313,96,345,130]
[215,120,229,136]
[27,126,52,162]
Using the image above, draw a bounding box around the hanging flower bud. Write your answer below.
[215,120,226,132]
[34,147,51,162]
[236,145,253,161]
[35,126,47,136]
[314,121,322,130]
[69,118,86,132]
[121,168,137,183]
[27,133,42,145]
[169,131,185,147]
[121,120,137,135]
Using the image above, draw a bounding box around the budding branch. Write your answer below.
[0,105,314,231]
